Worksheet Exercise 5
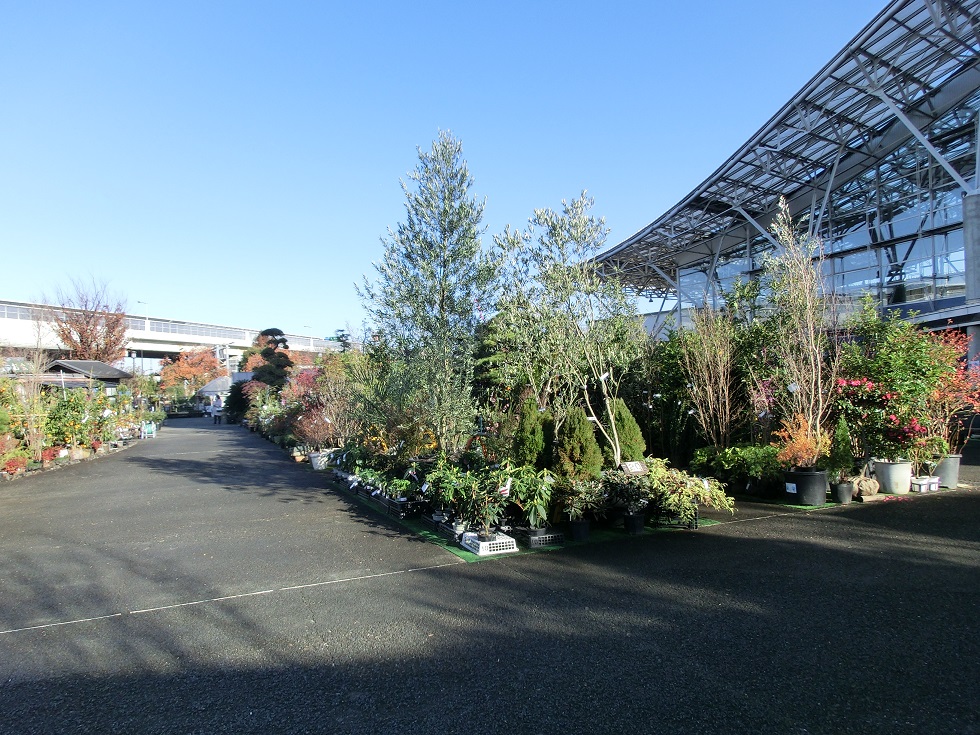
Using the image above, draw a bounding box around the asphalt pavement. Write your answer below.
[0,418,977,734]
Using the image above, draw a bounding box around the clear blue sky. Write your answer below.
[1,0,887,339]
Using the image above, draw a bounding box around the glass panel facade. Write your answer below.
[668,91,980,319]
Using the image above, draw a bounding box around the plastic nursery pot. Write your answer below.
[784,469,829,506]
[568,519,590,542]
[831,482,853,504]
[623,512,646,535]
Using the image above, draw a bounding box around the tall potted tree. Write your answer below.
[757,198,842,505]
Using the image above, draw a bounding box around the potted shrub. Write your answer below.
[651,460,734,527]
[294,409,337,470]
[602,468,655,534]
[422,457,467,527]
[690,444,783,498]
[907,434,947,493]
[505,463,555,536]
[559,479,605,541]
[919,328,980,488]
[826,417,855,504]
[755,198,842,506]
[463,469,509,542]
[773,414,830,506]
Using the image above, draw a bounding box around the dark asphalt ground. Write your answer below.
[0,418,977,735]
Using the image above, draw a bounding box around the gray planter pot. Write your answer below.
[874,460,912,494]
[934,454,961,489]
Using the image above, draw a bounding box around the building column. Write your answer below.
[964,193,980,305]
[968,325,980,365]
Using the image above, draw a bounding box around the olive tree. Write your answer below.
[494,192,646,468]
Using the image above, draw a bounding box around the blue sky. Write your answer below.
[1,0,886,339]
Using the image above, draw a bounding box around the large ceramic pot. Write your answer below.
[784,469,829,506]
[308,452,331,470]
[874,460,912,494]
[934,454,961,489]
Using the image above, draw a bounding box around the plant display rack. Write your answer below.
[656,507,699,530]
[460,531,519,556]
[513,528,565,548]
[420,515,466,541]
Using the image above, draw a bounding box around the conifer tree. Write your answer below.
[602,397,646,465]
[359,131,494,453]
[512,394,545,466]
[554,405,603,480]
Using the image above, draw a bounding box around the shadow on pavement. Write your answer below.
[1,490,977,735]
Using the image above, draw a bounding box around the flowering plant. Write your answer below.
[919,328,980,454]
[835,378,926,461]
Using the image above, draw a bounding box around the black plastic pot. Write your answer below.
[623,512,646,535]
[568,519,590,542]
[831,481,853,504]
[784,469,829,506]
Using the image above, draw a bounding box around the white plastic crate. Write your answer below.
[460,531,519,556]
[911,476,940,493]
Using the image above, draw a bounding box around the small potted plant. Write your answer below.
[826,416,855,504]
[602,469,655,535]
[505,463,555,536]
[464,470,509,542]
[645,456,734,527]
[907,435,948,493]
[560,479,605,541]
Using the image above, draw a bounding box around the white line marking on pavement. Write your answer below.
[0,560,465,636]
[129,589,275,614]
[279,561,464,591]
[0,613,124,635]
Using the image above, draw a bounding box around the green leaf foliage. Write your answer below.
[602,397,646,465]
[511,395,544,466]
[554,405,603,480]
[358,131,495,453]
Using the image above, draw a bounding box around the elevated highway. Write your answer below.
[0,299,340,370]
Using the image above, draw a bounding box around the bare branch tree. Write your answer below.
[49,279,129,364]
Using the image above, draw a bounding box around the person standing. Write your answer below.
[212,396,223,425]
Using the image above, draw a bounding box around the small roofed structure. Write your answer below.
[196,375,232,398]
[43,360,132,389]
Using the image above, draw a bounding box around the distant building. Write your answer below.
[0,299,341,371]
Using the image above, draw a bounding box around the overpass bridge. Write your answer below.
[0,299,340,371]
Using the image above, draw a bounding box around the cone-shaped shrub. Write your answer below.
[602,397,646,465]
[512,395,544,466]
[555,405,603,480]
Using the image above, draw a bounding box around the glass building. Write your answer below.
[597,0,980,345]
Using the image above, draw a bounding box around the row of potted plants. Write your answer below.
[0,378,165,479]
[324,449,734,549]
[677,200,980,504]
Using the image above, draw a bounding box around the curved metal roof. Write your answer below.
[598,0,980,296]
